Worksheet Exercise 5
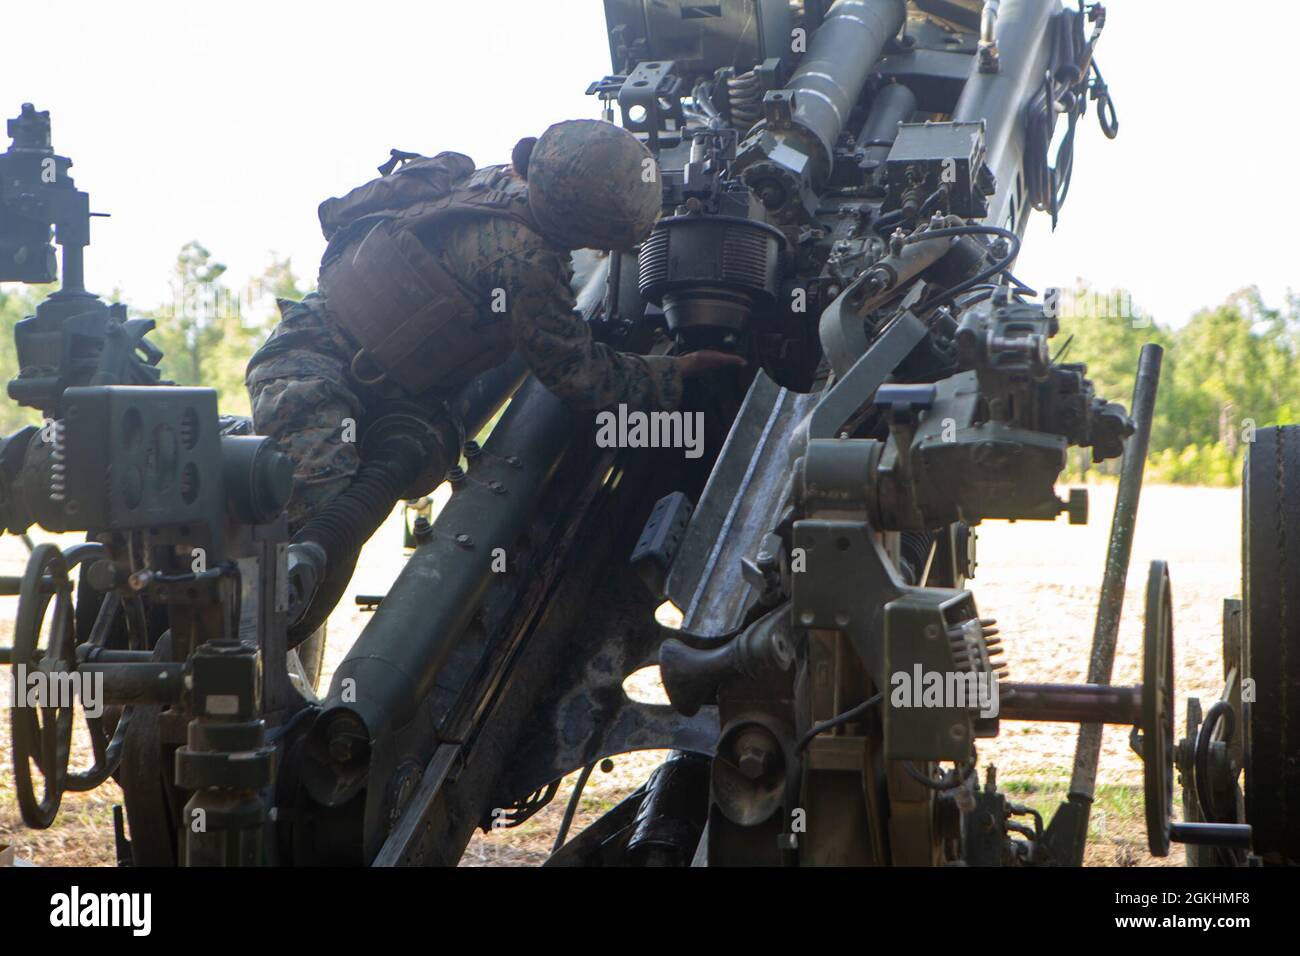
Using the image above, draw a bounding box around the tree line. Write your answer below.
[1056,282,1298,486]
[0,241,308,431]
[0,252,1293,487]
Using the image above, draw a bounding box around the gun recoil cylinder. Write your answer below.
[736,0,907,214]
[856,82,919,176]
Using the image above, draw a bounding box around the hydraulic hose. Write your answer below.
[288,429,448,646]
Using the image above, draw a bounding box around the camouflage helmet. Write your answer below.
[526,119,662,252]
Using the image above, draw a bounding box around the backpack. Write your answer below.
[315,151,540,394]
[318,150,476,266]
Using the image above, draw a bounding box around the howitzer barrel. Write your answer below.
[449,354,527,440]
[303,379,582,806]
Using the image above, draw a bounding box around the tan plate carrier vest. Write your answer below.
[317,152,544,395]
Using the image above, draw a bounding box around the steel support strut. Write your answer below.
[1045,343,1161,864]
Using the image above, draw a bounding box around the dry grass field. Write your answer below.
[0,482,1239,867]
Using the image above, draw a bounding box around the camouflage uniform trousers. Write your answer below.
[246,293,456,531]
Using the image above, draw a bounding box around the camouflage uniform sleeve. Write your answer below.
[489,248,683,413]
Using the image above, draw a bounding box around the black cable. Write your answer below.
[796,693,883,752]
[502,779,561,828]
[551,762,597,854]
[1051,333,1075,364]
[1091,60,1119,139]
[1020,4,1116,227]
[265,703,320,745]
[902,224,1022,315]
[951,277,1035,312]
[1005,270,1038,296]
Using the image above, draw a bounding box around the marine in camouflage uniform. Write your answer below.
[246,120,727,531]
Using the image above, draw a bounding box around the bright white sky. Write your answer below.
[0,0,1292,326]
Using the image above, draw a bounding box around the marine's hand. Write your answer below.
[675,350,747,378]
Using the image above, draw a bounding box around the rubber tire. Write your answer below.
[1242,425,1300,863]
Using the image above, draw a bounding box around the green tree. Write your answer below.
[1055,281,1173,462]
[1061,283,1300,485]
[1165,288,1299,451]
[146,242,299,416]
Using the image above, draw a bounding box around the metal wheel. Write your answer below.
[1242,425,1300,862]
[1142,560,1174,857]
[10,543,77,828]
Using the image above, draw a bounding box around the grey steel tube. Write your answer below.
[741,0,905,203]
[290,261,610,683]
[952,0,1057,226]
[1062,342,1162,859]
[1168,822,1253,849]
[999,682,1141,726]
[449,354,528,439]
[788,0,907,181]
[855,81,918,171]
[305,379,582,804]
[81,662,185,705]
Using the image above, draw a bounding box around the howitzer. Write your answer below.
[1,0,1289,867]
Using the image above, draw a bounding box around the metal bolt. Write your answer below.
[735,728,774,781]
[738,749,769,780]
[87,559,126,592]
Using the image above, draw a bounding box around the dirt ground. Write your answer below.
[0,482,1238,867]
